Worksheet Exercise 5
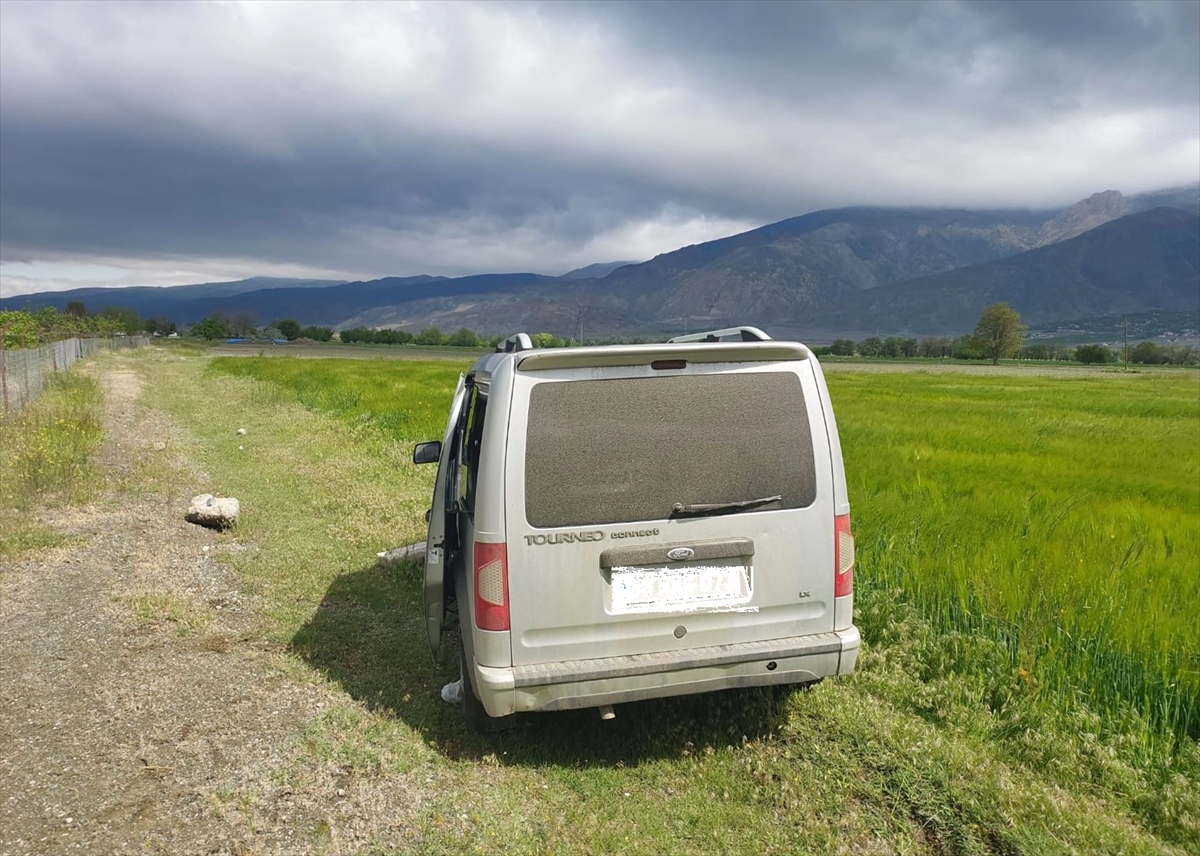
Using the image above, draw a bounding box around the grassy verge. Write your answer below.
[0,370,104,558]
[138,350,1198,853]
[125,591,216,637]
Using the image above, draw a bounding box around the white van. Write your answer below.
[413,326,858,730]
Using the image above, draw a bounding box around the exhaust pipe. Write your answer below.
[598,704,616,720]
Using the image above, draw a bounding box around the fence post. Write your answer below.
[23,347,31,410]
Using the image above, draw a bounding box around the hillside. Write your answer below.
[0,277,347,318]
[1036,185,1200,245]
[7,185,1198,338]
[334,206,1059,337]
[558,261,639,280]
[340,190,1199,338]
[170,273,559,327]
[817,207,1200,336]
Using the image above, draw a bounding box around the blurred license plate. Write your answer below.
[610,564,751,614]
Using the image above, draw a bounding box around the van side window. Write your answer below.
[458,386,488,513]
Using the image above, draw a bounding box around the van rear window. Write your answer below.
[524,372,817,528]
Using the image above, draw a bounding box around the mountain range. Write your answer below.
[5,185,1197,340]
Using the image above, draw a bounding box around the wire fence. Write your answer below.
[0,336,148,418]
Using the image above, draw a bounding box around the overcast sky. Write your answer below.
[1,0,1197,295]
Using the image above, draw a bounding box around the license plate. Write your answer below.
[609,563,752,614]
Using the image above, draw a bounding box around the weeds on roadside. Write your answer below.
[126,592,215,637]
[0,371,103,557]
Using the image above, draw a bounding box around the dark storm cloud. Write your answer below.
[0,0,1196,292]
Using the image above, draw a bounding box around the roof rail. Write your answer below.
[668,326,772,344]
[496,333,534,353]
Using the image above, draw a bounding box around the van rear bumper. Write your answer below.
[474,626,860,716]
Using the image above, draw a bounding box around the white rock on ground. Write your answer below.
[236,428,246,435]
[376,542,426,567]
[186,494,240,530]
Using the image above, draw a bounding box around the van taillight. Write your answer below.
[474,542,510,631]
[834,514,854,598]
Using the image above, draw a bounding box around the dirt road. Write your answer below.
[0,364,341,854]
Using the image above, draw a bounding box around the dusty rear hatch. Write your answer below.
[504,361,836,667]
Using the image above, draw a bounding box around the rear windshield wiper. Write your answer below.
[670,495,782,518]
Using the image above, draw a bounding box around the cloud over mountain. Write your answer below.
[1,1,1197,293]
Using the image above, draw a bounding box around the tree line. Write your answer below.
[813,303,1198,366]
[811,337,1194,365]
[188,313,333,342]
[6,302,1195,366]
[0,305,167,349]
[340,326,577,349]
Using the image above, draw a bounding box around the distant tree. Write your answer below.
[1171,344,1198,365]
[859,336,883,357]
[415,327,445,346]
[829,339,855,356]
[228,311,257,338]
[1130,341,1166,365]
[298,325,333,341]
[973,302,1026,365]
[1074,344,1114,365]
[100,305,144,335]
[191,314,230,340]
[146,315,177,336]
[918,337,950,359]
[900,338,919,358]
[950,335,986,360]
[447,328,480,347]
[276,319,302,340]
[64,301,88,317]
[1023,343,1051,361]
[530,332,569,348]
[882,336,902,358]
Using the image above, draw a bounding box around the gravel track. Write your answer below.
[0,362,344,855]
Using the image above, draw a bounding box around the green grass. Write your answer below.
[828,371,1200,744]
[0,370,104,558]
[125,591,216,636]
[139,351,1200,853]
[209,354,466,442]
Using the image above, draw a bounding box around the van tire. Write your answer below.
[459,633,517,733]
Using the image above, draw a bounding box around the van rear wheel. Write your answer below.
[459,633,517,733]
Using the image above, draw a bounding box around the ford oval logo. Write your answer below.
[666,547,695,561]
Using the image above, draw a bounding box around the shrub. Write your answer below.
[190,315,230,340]
[1074,344,1115,364]
[447,328,480,347]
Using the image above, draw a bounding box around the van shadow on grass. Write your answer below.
[290,559,794,767]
